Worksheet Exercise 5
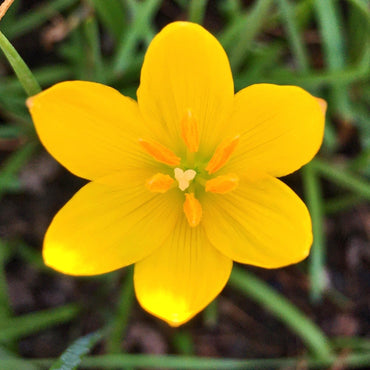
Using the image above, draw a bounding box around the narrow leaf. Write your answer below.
[50,331,104,370]
[0,31,41,96]
[229,267,333,359]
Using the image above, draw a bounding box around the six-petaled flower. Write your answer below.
[27,22,326,326]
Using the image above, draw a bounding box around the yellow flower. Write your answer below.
[26,22,325,326]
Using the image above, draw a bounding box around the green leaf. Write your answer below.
[313,0,352,118]
[188,0,208,24]
[50,331,104,370]
[112,0,162,75]
[311,159,370,200]
[302,164,326,302]
[0,304,79,343]
[0,346,40,370]
[278,0,310,72]
[27,352,370,369]
[229,267,333,359]
[3,0,79,40]
[106,268,134,354]
[0,142,38,201]
[226,0,273,72]
[89,0,126,41]
[0,31,41,96]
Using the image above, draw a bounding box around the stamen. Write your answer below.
[139,138,181,166]
[183,193,202,227]
[205,135,240,174]
[205,174,239,194]
[174,168,196,191]
[181,109,199,152]
[146,173,174,193]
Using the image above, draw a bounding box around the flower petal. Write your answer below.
[27,81,150,180]
[134,216,232,326]
[137,22,234,155]
[227,84,325,177]
[202,174,312,268]
[43,175,181,275]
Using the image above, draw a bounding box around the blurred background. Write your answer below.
[0,0,369,368]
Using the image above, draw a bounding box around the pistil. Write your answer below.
[174,168,196,191]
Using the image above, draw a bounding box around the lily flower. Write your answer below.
[27,22,325,326]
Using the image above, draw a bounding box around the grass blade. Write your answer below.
[0,346,40,370]
[89,0,126,41]
[229,266,333,359]
[313,0,352,118]
[112,0,161,75]
[0,31,41,96]
[84,16,106,83]
[50,330,104,370]
[0,304,80,343]
[311,159,370,200]
[278,0,310,72]
[188,0,208,24]
[106,268,134,353]
[4,0,79,40]
[0,240,12,321]
[302,164,326,302]
[0,142,38,201]
[227,0,273,72]
[23,352,370,369]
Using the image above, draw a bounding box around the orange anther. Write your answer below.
[181,109,199,152]
[139,138,181,166]
[205,174,239,194]
[183,193,202,227]
[146,173,174,193]
[205,135,240,174]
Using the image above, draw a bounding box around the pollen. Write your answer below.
[206,135,240,174]
[146,173,174,193]
[174,168,196,191]
[181,109,199,152]
[205,174,239,194]
[139,138,181,166]
[183,193,202,227]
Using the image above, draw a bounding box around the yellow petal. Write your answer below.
[27,81,150,180]
[137,22,234,155]
[134,217,232,326]
[227,84,325,177]
[202,175,312,268]
[43,177,181,275]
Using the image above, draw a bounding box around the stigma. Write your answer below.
[174,168,196,191]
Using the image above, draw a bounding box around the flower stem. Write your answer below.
[0,30,41,96]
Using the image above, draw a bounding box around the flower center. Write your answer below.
[174,168,196,191]
[139,109,241,227]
